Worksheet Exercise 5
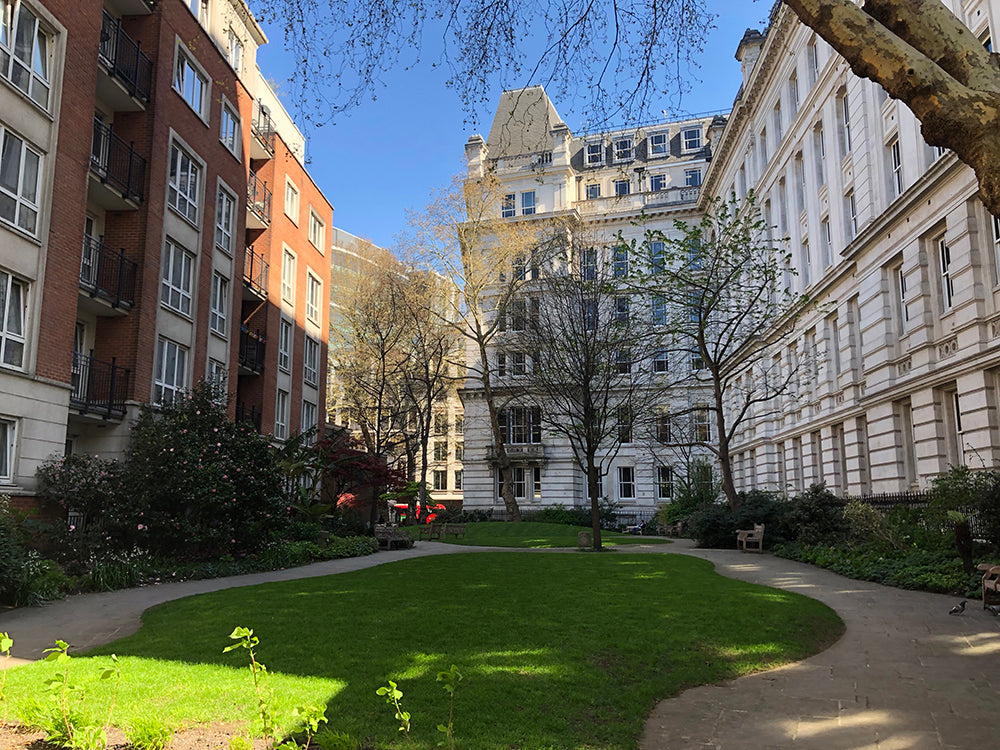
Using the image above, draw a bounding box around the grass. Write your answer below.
[5,552,843,749]
[414,520,672,547]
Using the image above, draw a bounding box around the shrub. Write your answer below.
[36,454,123,519]
[687,490,787,549]
[780,484,848,546]
[324,535,379,559]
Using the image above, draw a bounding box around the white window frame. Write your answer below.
[160,238,194,316]
[821,216,832,268]
[501,192,515,218]
[278,317,292,373]
[308,208,325,251]
[214,186,235,255]
[433,469,447,491]
[226,28,243,73]
[0,269,26,368]
[303,334,319,386]
[585,141,604,166]
[681,126,702,152]
[613,137,633,163]
[617,466,635,500]
[284,178,299,223]
[651,294,667,326]
[154,337,188,404]
[0,0,52,109]
[209,272,228,336]
[614,179,630,197]
[173,44,208,118]
[889,137,903,197]
[839,91,852,156]
[305,271,322,324]
[895,264,909,332]
[434,439,448,462]
[684,169,701,187]
[845,190,857,240]
[0,416,14,481]
[656,466,673,499]
[281,248,296,304]
[585,182,600,199]
[520,190,535,216]
[207,357,227,389]
[649,174,666,192]
[648,131,669,157]
[653,349,669,373]
[220,99,241,157]
[454,469,463,490]
[301,399,318,439]
[693,406,710,442]
[275,388,289,440]
[939,237,954,311]
[167,142,200,224]
[0,126,41,235]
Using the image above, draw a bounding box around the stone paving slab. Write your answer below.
[641,542,1000,749]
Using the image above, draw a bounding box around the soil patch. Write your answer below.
[0,721,266,749]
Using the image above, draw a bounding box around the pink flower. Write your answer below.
[69,524,76,532]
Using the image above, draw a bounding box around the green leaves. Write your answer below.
[376,680,410,736]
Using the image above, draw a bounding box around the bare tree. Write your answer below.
[631,194,815,510]
[508,231,666,548]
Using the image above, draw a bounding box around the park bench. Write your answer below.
[666,521,684,537]
[418,524,442,541]
[375,526,413,550]
[978,563,1000,608]
[736,523,765,553]
[443,523,467,539]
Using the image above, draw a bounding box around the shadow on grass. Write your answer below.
[7,553,843,750]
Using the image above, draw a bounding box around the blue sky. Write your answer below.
[254,2,772,250]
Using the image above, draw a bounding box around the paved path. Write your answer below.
[645,541,1000,749]
[2,539,998,749]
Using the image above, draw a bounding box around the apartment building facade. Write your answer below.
[460,87,718,513]
[0,0,328,507]
[716,0,1000,496]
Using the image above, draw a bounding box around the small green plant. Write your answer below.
[224,626,278,748]
[435,665,462,750]
[229,736,254,750]
[38,640,120,750]
[125,717,174,750]
[313,728,359,750]
[291,703,329,749]
[0,631,12,719]
[376,680,410,738]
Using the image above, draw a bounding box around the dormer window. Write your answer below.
[585,141,604,166]
[649,131,669,157]
[614,137,634,163]
[682,127,702,152]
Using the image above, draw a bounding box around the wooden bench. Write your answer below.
[736,523,765,553]
[978,563,1000,608]
[375,526,413,550]
[666,521,684,538]
[418,524,442,541]
[443,523,467,539]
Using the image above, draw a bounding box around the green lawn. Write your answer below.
[5,552,843,749]
[416,520,671,547]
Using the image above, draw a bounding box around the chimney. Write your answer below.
[735,29,766,88]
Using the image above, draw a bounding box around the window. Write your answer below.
[520,190,535,215]
[454,469,463,490]
[173,47,207,116]
[759,127,768,166]
[0,416,12,481]
[501,192,515,218]
[939,237,954,310]
[614,179,630,196]
[615,348,631,375]
[154,337,188,404]
[0,127,40,235]
[0,1,51,108]
[220,101,241,156]
[793,153,805,213]
[308,209,325,250]
[510,298,527,331]
[655,410,672,442]
[691,348,704,371]
[614,137,633,162]
[434,412,448,434]
[681,127,702,152]
[613,296,629,325]
[583,299,597,331]
[511,350,526,376]
[303,335,319,386]
[0,270,25,367]
[612,247,628,277]
[649,131,669,157]
[496,351,506,377]
[454,415,464,434]
[617,466,635,499]
[650,241,666,273]
[278,317,292,372]
[301,400,318,438]
[208,358,227,389]
[306,273,321,324]
[894,265,909,332]
[838,91,851,156]
[653,349,669,373]
[284,180,299,222]
[433,439,448,462]
[684,169,702,187]
[813,123,826,186]
[772,102,783,142]
[275,389,289,440]
[455,442,464,460]
[649,174,666,192]
[845,190,857,240]
[226,28,243,72]
[585,141,603,165]
[617,405,632,442]
[693,406,710,442]
[499,405,542,444]
[160,239,194,316]
[807,38,819,85]
[209,272,228,335]
[580,247,597,280]
[888,137,903,197]
[821,216,832,268]
[656,466,673,499]
[167,143,200,223]
[993,215,1000,285]
[281,250,295,304]
[585,183,600,199]
[433,470,447,491]
[788,72,799,112]
[214,187,235,254]
[651,295,667,326]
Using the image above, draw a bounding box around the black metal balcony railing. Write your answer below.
[91,117,146,203]
[99,10,153,103]
[235,402,263,432]
[239,328,266,374]
[247,171,272,224]
[80,234,137,309]
[251,99,275,153]
[70,352,130,419]
[243,245,269,297]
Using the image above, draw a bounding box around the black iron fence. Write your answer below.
[70,352,129,418]
[91,117,146,203]
[98,10,152,102]
[247,170,272,224]
[243,245,269,297]
[853,490,932,511]
[79,234,137,308]
[238,328,266,373]
[235,402,263,432]
[251,99,275,152]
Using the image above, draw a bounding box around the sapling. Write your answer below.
[375,680,410,738]
[435,665,462,750]
[224,626,278,748]
[0,632,12,718]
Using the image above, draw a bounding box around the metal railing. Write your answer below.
[854,490,931,511]
[251,99,275,153]
[235,402,263,432]
[243,245,269,297]
[98,10,152,102]
[79,234,137,309]
[90,117,146,203]
[247,171,272,224]
[70,352,130,418]
[238,327,266,373]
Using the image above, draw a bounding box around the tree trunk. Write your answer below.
[587,459,603,550]
[712,370,741,511]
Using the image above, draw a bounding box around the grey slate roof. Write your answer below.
[486,86,562,158]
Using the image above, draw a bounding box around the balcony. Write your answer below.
[104,0,156,15]
[70,352,130,419]
[97,10,152,110]
[236,402,263,432]
[250,100,275,160]
[576,185,700,216]
[243,245,269,300]
[247,171,272,229]
[238,327,266,374]
[487,444,546,463]
[79,234,137,312]
[89,117,146,208]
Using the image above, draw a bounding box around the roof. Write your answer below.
[486,87,563,158]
